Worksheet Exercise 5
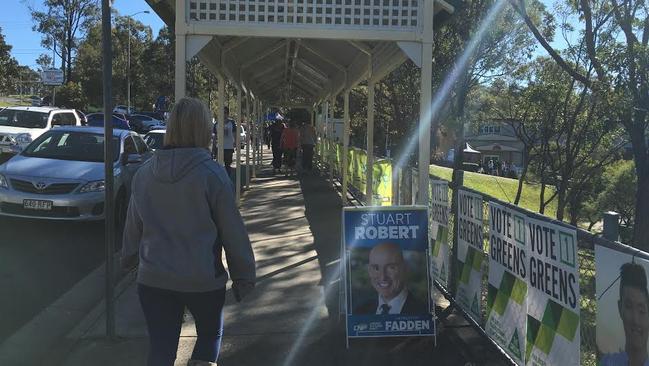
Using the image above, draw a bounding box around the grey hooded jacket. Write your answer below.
[121,147,255,292]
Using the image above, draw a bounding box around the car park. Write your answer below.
[86,113,131,130]
[0,107,82,155]
[143,129,166,150]
[113,105,135,115]
[129,114,165,134]
[0,126,152,221]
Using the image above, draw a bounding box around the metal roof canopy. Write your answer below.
[146,0,454,106]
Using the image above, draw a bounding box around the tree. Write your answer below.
[36,54,53,72]
[26,0,99,83]
[0,26,19,94]
[510,0,649,248]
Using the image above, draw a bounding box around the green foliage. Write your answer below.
[55,81,86,110]
[25,0,99,83]
[0,26,19,94]
[582,160,636,237]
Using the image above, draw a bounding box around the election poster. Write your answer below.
[343,206,434,338]
[596,243,649,366]
[486,202,528,366]
[455,189,484,320]
[429,180,450,288]
[526,217,580,366]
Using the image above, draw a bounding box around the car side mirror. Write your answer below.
[122,153,142,165]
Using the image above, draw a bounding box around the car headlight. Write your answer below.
[0,174,7,189]
[80,180,105,193]
[15,133,32,145]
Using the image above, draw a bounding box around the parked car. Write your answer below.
[0,126,152,221]
[29,96,42,107]
[86,113,131,130]
[75,110,88,126]
[0,106,82,155]
[143,129,166,150]
[129,114,164,134]
[113,105,135,115]
[137,111,166,121]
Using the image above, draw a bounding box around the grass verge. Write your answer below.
[430,164,559,219]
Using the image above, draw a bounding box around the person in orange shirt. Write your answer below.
[280,121,300,175]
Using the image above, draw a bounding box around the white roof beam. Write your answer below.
[241,39,288,70]
[300,43,347,73]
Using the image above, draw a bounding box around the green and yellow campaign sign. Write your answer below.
[486,202,528,366]
[525,217,579,366]
[429,180,450,287]
[456,190,484,320]
[372,160,392,206]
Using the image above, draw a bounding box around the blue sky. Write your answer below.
[2,0,575,69]
[2,0,164,68]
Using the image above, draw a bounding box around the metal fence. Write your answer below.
[315,140,620,366]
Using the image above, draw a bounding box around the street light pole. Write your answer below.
[127,10,149,114]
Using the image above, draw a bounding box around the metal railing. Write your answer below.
[315,138,634,366]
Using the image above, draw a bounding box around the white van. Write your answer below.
[0,107,81,155]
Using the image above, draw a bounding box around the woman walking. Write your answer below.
[121,97,256,366]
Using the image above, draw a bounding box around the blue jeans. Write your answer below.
[137,284,226,366]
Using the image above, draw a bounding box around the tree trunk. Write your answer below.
[539,181,546,214]
[556,184,567,221]
[514,149,530,205]
[632,156,649,250]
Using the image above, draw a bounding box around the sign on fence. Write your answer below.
[486,202,528,366]
[596,244,649,366]
[456,189,484,320]
[429,180,450,288]
[343,206,434,339]
[525,218,580,366]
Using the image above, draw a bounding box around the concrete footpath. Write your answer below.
[50,152,506,366]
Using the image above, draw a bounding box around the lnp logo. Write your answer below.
[34,182,48,191]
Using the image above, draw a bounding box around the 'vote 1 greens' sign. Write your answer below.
[343,206,434,339]
[486,202,528,365]
[429,180,450,287]
[525,218,579,366]
[455,189,484,320]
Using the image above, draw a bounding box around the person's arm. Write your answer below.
[209,167,256,296]
[280,130,286,149]
[121,194,142,269]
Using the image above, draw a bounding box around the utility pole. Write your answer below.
[102,0,115,339]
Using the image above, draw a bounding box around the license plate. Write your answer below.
[23,199,53,211]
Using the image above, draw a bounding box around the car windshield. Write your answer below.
[144,133,165,149]
[22,131,120,162]
[0,109,48,129]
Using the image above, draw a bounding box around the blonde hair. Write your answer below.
[164,97,212,148]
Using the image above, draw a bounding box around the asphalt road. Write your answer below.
[0,216,107,343]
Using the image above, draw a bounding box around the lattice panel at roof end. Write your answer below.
[188,0,421,30]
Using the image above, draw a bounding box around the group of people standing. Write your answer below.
[267,118,316,175]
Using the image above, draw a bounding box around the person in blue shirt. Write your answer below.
[601,263,649,366]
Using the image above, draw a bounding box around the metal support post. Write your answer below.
[417,0,434,206]
[603,211,620,242]
[252,99,257,178]
[245,93,251,188]
[235,88,242,204]
[101,0,115,339]
[342,90,350,206]
[366,81,375,205]
[217,74,225,165]
[417,41,433,206]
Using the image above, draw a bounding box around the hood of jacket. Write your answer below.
[151,147,212,183]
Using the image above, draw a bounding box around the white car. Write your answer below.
[0,107,81,155]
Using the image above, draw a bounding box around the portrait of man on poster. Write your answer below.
[354,242,428,316]
[601,262,649,366]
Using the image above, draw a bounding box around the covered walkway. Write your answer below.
[55,151,504,366]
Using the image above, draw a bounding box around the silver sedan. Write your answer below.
[0,126,152,221]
